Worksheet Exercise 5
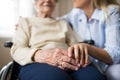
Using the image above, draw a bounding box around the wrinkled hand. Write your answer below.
[34,48,79,71]
[68,43,91,68]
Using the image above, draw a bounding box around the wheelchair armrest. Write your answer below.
[4,41,13,48]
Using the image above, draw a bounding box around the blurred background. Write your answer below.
[0,0,120,69]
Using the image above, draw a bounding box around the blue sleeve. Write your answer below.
[104,6,120,64]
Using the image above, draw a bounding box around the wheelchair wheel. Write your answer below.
[0,61,13,80]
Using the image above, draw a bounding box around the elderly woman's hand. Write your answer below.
[34,48,79,71]
[68,43,91,68]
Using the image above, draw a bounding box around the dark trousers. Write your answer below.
[19,63,105,80]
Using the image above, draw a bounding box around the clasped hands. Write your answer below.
[34,43,91,71]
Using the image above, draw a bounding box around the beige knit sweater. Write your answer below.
[11,17,80,65]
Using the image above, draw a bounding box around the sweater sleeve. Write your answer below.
[11,18,39,65]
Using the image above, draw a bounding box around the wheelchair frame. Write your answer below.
[0,41,20,80]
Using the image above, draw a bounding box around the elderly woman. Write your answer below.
[11,0,106,80]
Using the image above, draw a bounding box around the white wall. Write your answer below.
[52,0,73,17]
[19,0,34,17]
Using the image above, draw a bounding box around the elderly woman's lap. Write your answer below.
[19,63,105,80]
[19,63,72,80]
[69,63,106,80]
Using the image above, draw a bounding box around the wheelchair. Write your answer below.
[0,40,95,80]
[0,41,20,80]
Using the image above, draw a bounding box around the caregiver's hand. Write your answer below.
[68,43,91,68]
[34,48,79,71]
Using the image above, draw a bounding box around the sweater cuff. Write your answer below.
[19,48,39,66]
